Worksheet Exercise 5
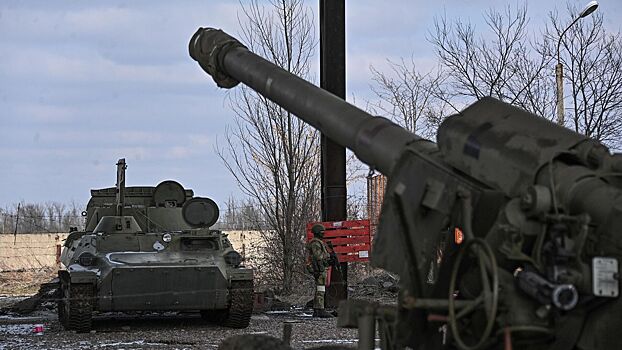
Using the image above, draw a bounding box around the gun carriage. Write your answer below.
[190,28,622,350]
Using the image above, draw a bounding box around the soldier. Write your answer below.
[307,224,334,318]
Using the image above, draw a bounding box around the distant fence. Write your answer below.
[0,233,68,272]
[0,231,264,273]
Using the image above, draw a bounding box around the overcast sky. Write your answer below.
[1,0,621,210]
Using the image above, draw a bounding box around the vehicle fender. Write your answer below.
[229,268,253,281]
[69,270,98,284]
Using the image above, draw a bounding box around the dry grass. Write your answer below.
[0,267,56,296]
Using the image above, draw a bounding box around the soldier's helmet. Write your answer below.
[311,224,325,237]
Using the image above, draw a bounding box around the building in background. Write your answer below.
[366,174,387,237]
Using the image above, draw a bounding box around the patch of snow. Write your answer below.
[302,338,358,344]
[251,315,270,321]
[0,324,37,335]
[98,340,168,348]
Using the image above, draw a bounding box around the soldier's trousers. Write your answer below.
[313,270,327,309]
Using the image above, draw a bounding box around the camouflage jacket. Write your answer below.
[307,237,330,272]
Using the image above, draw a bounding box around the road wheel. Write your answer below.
[219,334,292,350]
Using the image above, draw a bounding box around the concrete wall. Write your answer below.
[0,233,68,272]
[224,230,265,262]
[0,230,264,272]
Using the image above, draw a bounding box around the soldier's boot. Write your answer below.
[312,308,334,318]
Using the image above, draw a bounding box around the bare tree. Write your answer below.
[549,7,622,147]
[376,3,622,150]
[217,197,265,230]
[429,5,554,115]
[216,0,320,293]
[370,5,553,138]
[370,58,450,138]
[0,201,84,233]
[61,201,84,231]
[45,202,66,232]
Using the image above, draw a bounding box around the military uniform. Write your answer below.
[307,224,334,318]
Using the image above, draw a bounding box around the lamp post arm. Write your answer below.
[557,16,581,64]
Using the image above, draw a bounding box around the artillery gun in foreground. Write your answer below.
[58,159,253,332]
[190,28,622,349]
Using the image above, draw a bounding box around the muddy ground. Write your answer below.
[0,269,397,349]
[0,303,358,350]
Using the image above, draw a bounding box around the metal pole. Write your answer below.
[13,203,20,245]
[320,0,348,307]
[555,2,599,126]
[282,322,293,345]
[358,313,376,350]
[116,159,127,216]
[556,63,564,126]
[555,14,583,126]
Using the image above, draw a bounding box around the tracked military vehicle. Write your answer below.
[58,159,253,332]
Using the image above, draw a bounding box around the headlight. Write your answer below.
[78,252,96,266]
[162,233,172,243]
[224,251,242,267]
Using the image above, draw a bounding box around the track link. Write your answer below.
[68,283,94,333]
[58,278,93,333]
[220,280,254,328]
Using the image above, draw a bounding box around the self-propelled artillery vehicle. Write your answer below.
[58,159,253,332]
[190,28,622,349]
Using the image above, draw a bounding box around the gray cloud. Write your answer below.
[1,0,621,210]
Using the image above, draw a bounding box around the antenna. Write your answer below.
[116,159,127,216]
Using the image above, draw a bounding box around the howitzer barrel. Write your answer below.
[189,28,434,176]
[190,26,622,350]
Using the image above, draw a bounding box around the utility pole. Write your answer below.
[320,0,348,307]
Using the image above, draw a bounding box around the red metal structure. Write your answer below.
[306,219,371,263]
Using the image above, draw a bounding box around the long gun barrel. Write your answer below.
[189,28,434,176]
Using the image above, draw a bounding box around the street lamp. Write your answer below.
[556,1,598,126]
